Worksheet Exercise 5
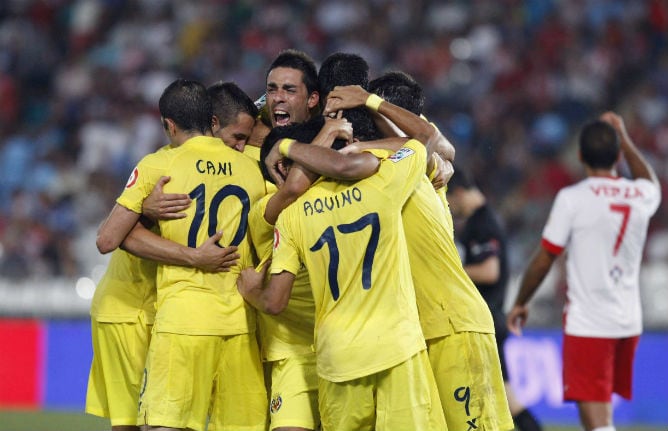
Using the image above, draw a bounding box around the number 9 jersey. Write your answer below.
[271,139,428,383]
[117,136,267,336]
[541,176,660,338]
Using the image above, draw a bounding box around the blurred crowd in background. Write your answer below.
[0,0,667,324]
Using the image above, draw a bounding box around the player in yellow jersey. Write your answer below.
[368,71,457,237]
[95,79,268,431]
[250,115,352,431]
[265,84,513,430]
[239,90,446,431]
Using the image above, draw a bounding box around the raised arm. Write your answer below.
[323,85,437,157]
[600,111,659,186]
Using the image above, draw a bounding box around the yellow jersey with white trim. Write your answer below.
[117,135,267,335]
[271,139,427,382]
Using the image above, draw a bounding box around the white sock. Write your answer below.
[591,427,615,431]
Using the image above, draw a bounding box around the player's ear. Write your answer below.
[307,91,320,110]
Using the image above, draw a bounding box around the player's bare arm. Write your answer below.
[96,203,142,254]
[264,164,318,225]
[323,85,438,157]
[464,255,501,285]
[600,111,660,187]
[122,222,239,272]
[237,265,296,315]
[507,247,558,336]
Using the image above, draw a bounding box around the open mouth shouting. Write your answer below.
[274,110,291,126]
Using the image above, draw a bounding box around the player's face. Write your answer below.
[266,67,318,127]
[213,112,256,152]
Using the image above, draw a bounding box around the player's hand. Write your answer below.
[323,85,370,116]
[142,176,191,221]
[191,231,239,272]
[599,111,630,143]
[507,304,529,336]
[319,115,353,146]
[431,154,453,190]
[339,142,361,155]
[237,260,269,299]
[264,141,288,187]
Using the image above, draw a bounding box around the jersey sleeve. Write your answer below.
[541,189,573,254]
[466,217,502,265]
[116,153,165,213]
[248,195,274,264]
[270,209,302,276]
[635,178,662,215]
[376,139,427,207]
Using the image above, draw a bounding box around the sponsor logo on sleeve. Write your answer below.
[388,147,414,162]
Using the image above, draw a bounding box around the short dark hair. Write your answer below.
[260,116,346,183]
[579,120,620,169]
[267,49,319,95]
[318,52,370,99]
[369,71,424,116]
[159,79,212,134]
[318,52,380,141]
[207,81,258,127]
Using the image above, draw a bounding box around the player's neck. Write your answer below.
[586,166,617,179]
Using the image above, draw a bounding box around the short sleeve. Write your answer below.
[271,209,302,276]
[541,189,573,250]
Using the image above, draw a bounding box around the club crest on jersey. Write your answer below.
[270,394,282,414]
[273,228,280,249]
[125,167,139,188]
[388,147,414,162]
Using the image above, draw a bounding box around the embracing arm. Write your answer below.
[324,85,438,157]
[96,204,142,254]
[121,222,239,272]
[237,265,296,315]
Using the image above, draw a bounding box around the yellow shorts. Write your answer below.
[427,332,514,431]
[85,312,152,426]
[268,352,319,430]
[318,350,446,431]
[138,331,267,431]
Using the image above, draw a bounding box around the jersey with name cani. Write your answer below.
[118,135,267,336]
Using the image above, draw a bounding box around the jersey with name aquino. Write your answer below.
[542,176,660,337]
[271,139,427,382]
[117,135,267,336]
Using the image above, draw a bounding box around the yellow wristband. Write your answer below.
[365,93,383,112]
[279,138,295,157]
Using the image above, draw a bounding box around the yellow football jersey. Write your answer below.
[272,139,427,383]
[249,194,315,361]
[90,248,157,324]
[435,186,455,240]
[403,175,495,339]
[117,135,267,336]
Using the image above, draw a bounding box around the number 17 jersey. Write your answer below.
[272,139,427,383]
[541,176,660,338]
